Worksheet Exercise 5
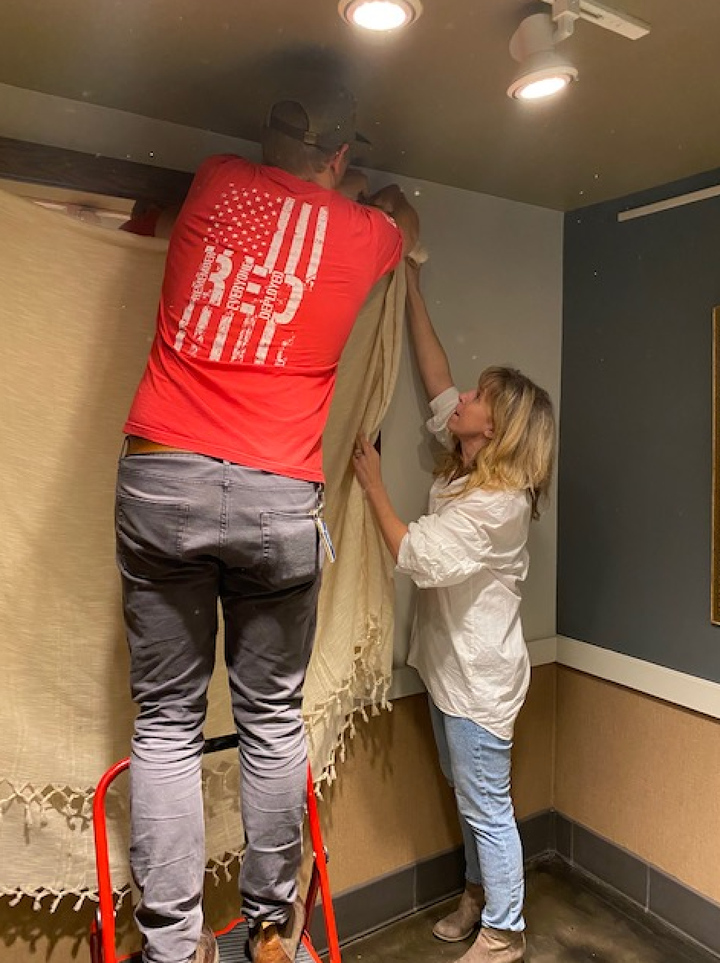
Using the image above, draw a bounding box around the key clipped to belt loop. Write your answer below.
[312,484,335,563]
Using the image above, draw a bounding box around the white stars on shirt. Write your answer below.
[205,188,279,252]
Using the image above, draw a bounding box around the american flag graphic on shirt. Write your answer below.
[174,184,329,366]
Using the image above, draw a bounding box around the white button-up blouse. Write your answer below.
[398,387,531,740]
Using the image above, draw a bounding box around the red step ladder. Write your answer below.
[90,735,342,963]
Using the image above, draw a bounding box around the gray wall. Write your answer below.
[380,176,563,676]
[559,168,720,683]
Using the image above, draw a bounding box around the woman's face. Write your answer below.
[448,387,494,449]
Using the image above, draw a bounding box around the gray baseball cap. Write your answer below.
[266,81,371,152]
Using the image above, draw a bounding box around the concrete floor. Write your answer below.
[339,859,717,963]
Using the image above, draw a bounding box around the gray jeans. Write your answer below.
[115,452,324,963]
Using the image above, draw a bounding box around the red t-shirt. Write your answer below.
[124,155,403,481]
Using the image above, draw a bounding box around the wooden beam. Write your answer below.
[0,136,192,205]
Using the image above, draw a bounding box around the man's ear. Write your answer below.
[329,143,350,183]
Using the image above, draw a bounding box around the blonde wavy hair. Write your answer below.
[436,366,556,519]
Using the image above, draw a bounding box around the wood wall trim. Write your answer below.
[0,135,192,204]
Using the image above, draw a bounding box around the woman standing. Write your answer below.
[352,260,555,963]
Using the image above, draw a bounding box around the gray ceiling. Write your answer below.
[1,0,719,211]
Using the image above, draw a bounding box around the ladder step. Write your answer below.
[122,918,318,963]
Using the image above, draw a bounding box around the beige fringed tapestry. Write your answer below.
[0,187,405,908]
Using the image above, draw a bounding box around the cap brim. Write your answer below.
[266,114,372,151]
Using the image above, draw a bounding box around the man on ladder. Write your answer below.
[116,77,419,963]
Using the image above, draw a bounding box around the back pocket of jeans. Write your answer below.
[116,493,190,576]
[261,511,320,588]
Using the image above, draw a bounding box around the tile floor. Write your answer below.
[337,859,718,963]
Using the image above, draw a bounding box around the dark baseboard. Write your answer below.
[553,813,720,958]
[308,810,720,959]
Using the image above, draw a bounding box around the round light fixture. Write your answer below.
[507,12,578,100]
[507,56,578,100]
[338,0,423,31]
[516,75,571,101]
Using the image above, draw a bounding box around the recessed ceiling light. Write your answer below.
[338,0,423,31]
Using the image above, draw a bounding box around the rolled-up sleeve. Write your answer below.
[426,387,459,450]
[397,492,526,589]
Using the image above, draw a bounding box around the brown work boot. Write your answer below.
[189,924,219,963]
[454,926,526,963]
[248,900,306,963]
[432,882,484,941]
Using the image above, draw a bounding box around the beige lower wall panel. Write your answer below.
[313,692,461,894]
[0,667,555,961]
[318,666,555,895]
[512,662,556,822]
[555,666,720,903]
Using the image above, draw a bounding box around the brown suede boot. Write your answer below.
[453,926,526,963]
[432,882,485,942]
[189,924,219,963]
[248,900,306,963]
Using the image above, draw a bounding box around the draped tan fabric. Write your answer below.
[0,187,404,907]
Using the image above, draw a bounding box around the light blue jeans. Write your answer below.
[116,452,324,963]
[429,698,525,933]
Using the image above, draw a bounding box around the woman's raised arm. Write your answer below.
[405,260,454,402]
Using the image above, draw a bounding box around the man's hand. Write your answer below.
[366,184,420,256]
[366,184,404,214]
